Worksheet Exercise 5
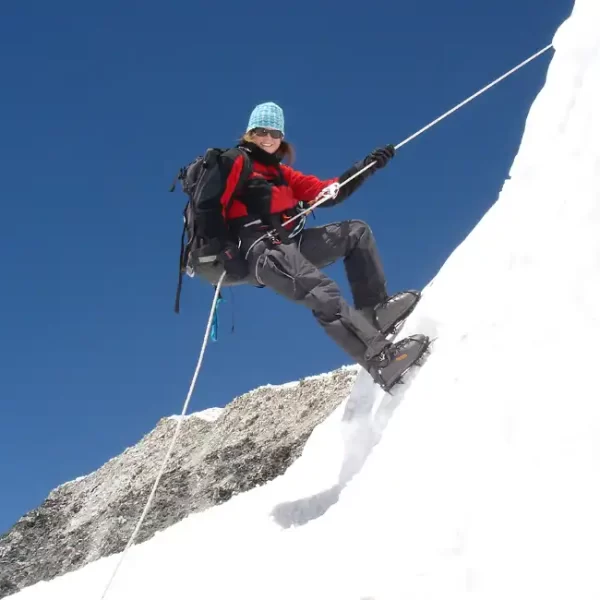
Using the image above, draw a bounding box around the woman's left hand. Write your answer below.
[365,144,396,169]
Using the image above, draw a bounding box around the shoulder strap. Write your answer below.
[221,147,252,209]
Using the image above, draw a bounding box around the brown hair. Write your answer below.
[241,132,296,164]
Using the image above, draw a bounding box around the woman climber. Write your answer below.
[195,101,428,391]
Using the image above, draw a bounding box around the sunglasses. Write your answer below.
[250,127,284,139]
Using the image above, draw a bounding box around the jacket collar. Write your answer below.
[239,141,283,166]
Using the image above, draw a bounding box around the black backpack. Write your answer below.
[170,147,253,313]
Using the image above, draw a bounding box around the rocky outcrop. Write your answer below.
[0,366,357,598]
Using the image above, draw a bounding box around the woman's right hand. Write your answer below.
[242,177,299,216]
[241,178,274,216]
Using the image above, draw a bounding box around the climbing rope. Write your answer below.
[269,43,555,234]
[99,42,553,599]
[100,272,226,599]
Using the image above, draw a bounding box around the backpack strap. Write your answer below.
[174,223,188,314]
[221,147,253,215]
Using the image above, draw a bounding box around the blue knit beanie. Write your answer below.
[246,102,285,135]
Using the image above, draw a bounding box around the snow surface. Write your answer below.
[166,407,224,422]
[13,2,600,598]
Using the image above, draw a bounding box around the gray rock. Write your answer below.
[0,366,357,598]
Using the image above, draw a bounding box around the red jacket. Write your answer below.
[219,147,337,223]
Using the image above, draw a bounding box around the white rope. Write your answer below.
[100,272,227,600]
[281,43,554,229]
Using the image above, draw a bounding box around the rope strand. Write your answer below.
[283,43,554,228]
[100,272,227,600]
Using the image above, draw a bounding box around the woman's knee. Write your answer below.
[347,219,375,249]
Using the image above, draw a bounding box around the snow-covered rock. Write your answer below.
[0,367,356,598]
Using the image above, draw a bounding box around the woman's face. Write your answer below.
[250,127,283,154]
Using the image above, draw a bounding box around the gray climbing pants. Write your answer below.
[244,220,390,368]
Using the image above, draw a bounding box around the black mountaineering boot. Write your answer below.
[368,334,430,392]
[360,290,421,336]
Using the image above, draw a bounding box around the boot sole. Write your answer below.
[374,334,431,393]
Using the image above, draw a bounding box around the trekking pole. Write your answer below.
[272,43,554,233]
[99,272,226,600]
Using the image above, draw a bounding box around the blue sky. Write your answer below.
[0,0,572,533]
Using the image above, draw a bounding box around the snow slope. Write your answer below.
[13,1,600,598]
